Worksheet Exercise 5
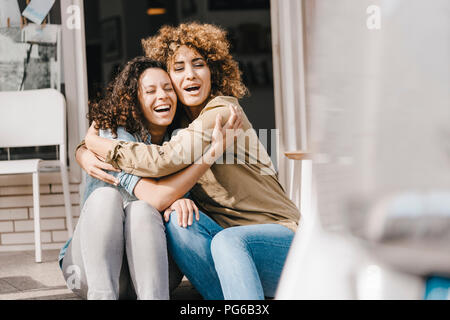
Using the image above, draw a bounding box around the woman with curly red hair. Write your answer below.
[79,22,300,300]
[61,56,241,300]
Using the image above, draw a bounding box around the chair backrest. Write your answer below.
[0,89,66,148]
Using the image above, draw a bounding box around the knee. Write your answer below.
[83,187,124,220]
[165,210,203,244]
[210,228,247,260]
[126,200,164,228]
[165,210,185,232]
[88,187,122,207]
[165,211,187,241]
[165,210,179,229]
[165,210,200,231]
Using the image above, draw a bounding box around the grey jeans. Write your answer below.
[61,187,183,299]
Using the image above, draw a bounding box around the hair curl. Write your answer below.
[88,57,168,141]
[142,22,248,99]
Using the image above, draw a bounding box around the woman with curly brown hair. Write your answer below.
[60,56,241,300]
[79,22,300,300]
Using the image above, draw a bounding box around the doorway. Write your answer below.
[83,0,275,132]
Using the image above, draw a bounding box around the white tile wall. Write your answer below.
[1,231,52,245]
[0,185,51,196]
[52,230,69,243]
[29,205,80,219]
[0,221,13,233]
[0,178,80,251]
[0,193,79,208]
[14,218,66,232]
[0,209,28,221]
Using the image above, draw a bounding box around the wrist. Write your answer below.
[85,134,94,150]
[75,147,84,166]
[202,145,219,165]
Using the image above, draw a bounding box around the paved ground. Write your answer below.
[0,250,202,300]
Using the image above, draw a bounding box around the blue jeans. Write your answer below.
[165,210,294,300]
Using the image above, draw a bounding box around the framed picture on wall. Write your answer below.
[101,16,122,62]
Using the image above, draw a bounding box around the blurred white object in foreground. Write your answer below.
[276,0,450,299]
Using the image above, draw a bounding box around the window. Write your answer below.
[0,1,63,166]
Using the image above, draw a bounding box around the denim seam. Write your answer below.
[242,239,292,249]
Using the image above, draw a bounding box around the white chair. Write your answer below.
[0,88,73,263]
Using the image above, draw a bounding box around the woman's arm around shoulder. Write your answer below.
[84,104,242,178]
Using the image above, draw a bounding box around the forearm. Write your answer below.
[104,105,234,177]
[133,144,220,211]
[75,145,86,167]
[85,134,115,160]
[75,142,121,185]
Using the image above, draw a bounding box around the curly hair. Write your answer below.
[88,57,168,141]
[142,22,248,99]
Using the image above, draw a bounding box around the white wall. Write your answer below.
[0,175,80,251]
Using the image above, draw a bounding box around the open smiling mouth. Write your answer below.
[184,85,200,93]
[154,105,171,113]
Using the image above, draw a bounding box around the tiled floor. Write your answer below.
[0,250,202,300]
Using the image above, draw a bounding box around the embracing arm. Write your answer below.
[133,145,217,211]
[76,138,211,227]
[84,102,242,178]
[75,145,119,185]
[134,155,213,228]
[76,142,212,211]
[133,111,240,211]
[123,112,241,228]
[78,109,241,210]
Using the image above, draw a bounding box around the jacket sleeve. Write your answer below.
[100,128,142,196]
[103,103,235,178]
